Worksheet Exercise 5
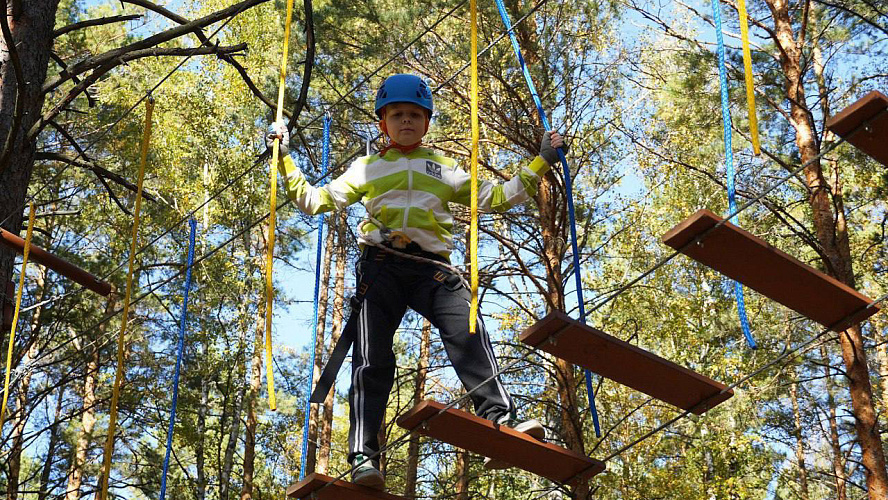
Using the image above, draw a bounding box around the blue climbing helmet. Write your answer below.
[374,74,433,118]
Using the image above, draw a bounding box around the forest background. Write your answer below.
[0,0,886,498]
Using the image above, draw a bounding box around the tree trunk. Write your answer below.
[536,171,589,498]
[454,397,470,500]
[0,0,61,306]
[404,319,431,498]
[305,213,335,475]
[66,294,115,500]
[764,0,888,496]
[790,370,810,500]
[196,342,209,500]
[317,211,348,473]
[821,345,847,500]
[240,278,266,500]
[38,388,64,500]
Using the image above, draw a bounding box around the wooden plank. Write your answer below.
[287,473,406,500]
[825,90,888,167]
[662,209,880,331]
[0,228,112,296]
[521,311,733,414]
[397,400,605,485]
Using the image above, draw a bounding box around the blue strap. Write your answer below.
[711,0,757,349]
[159,218,198,500]
[299,114,332,480]
[493,0,600,438]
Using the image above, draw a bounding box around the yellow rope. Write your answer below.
[264,0,295,411]
[0,202,36,428]
[469,0,479,335]
[99,98,154,500]
[737,0,760,155]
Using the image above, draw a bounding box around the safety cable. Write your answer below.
[711,0,756,349]
[0,202,35,427]
[99,97,154,500]
[298,113,331,480]
[263,0,298,414]
[3,1,881,496]
[0,0,256,229]
[302,104,886,498]
[492,0,601,437]
[159,218,197,500]
[13,0,524,320]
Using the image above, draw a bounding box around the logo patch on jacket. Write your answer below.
[426,161,443,179]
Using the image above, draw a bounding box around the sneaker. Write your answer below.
[351,454,385,490]
[483,417,545,470]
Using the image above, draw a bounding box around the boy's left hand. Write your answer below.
[540,130,567,165]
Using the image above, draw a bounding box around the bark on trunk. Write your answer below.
[790,371,810,500]
[66,294,116,500]
[240,278,265,500]
[317,211,348,473]
[38,389,64,500]
[821,345,847,500]
[537,171,589,498]
[305,213,335,475]
[196,343,209,500]
[0,0,60,305]
[764,1,888,495]
[404,319,431,498]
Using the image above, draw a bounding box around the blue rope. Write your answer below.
[711,0,757,349]
[159,218,198,500]
[493,0,601,438]
[299,114,332,480]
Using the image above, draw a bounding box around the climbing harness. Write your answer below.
[310,216,470,404]
[0,202,35,428]
[493,0,601,437]
[309,245,389,404]
[100,97,154,500]
[711,0,757,349]
[159,218,197,500]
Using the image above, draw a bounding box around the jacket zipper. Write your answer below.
[403,157,413,232]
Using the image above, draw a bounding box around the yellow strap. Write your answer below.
[737,0,760,155]
[264,0,295,411]
[0,202,36,428]
[469,0,479,335]
[99,98,154,500]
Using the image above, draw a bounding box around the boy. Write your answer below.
[268,74,566,489]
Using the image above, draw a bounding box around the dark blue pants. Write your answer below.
[347,248,514,466]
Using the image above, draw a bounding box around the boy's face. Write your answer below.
[382,102,429,145]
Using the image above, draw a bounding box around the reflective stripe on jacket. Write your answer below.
[278,147,551,259]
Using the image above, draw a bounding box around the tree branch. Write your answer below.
[40,0,269,95]
[53,14,142,38]
[34,152,159,203]
[31,43,247,140]
[120,0,286,116]
[48,52,96,107]
[287,0,315,129]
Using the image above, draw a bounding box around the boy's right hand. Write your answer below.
[265,120,289,156]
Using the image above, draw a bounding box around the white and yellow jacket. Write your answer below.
[278,148,551,259]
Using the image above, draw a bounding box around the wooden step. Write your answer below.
[662,209,880,331]
[825,90,888,167]
[397,400,605,485]
[521,311,733,414]
[287,473,406,500]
